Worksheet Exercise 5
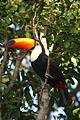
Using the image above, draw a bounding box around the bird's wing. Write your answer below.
[42,54,65,82]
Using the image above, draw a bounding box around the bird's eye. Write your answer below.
[36,43,39,46]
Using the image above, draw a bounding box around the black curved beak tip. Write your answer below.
[6,40,15,48]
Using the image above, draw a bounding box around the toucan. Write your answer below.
[6,38,72,106]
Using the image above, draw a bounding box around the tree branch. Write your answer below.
[8,58,21,91]
[44,55,51,86]
[0,40,8,82]
[0,104,2,120]
[36,88,49,120]
[8,50,27,91]
[0,36,8,120]
[71,84,80,97]
[32,2,55,119]
[33,2,39,40]
[37,47,54,120]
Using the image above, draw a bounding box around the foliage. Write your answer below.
[0,0,80,120]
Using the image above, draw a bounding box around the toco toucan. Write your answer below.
[6,38,72,106]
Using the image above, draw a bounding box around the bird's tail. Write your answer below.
[58,87,72,106]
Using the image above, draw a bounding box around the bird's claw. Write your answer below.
[45,73,54,79]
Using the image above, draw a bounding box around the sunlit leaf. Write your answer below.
[2,77,8,83]
[71,57,77,66]
[0,83,7,88]
[73,108,80,115]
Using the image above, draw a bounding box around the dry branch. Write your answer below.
[8,50,27,91]
[0,49,7,82]
[0,40,8,82]
[0,36,8,120]
[36,88,49,120]
[0,104,2,120]
[32,2,55,120]
[8,58,21,91]
[33,2,39,40]
[37,44,54,120]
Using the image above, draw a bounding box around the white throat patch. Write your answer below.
[31,46,42,62]
[31,46,49,62]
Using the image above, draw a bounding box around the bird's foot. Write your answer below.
[45,73,54,79]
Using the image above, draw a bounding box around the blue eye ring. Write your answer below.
[36,43,39,46]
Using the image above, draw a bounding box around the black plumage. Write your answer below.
[31,53,72,106]
[31,53,65,87]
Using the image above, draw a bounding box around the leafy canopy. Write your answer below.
[0,0,80,120]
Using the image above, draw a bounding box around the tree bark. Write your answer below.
[0,36,8,120]
[32,3,54,120]
[36,88,49,120]
[0,104,2,120]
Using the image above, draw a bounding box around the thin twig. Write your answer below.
[33,2,39,40]
[44,55,51,86]
[44,44,54,86]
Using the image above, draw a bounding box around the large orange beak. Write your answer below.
[6,38,35,50]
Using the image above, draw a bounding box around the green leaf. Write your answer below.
[71,57,77,66]
[0,2,7,6]
[10,6,18,11]
[44,0,49,5]
[8,104,17,110]
[0,0,80,119]
[2,77,8,83]
[4,17,11,24]
[64,40,70,48]
[73,108,80,115]
[0,83,7,88]
[69,0,73,2]
[6,3,11,9]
